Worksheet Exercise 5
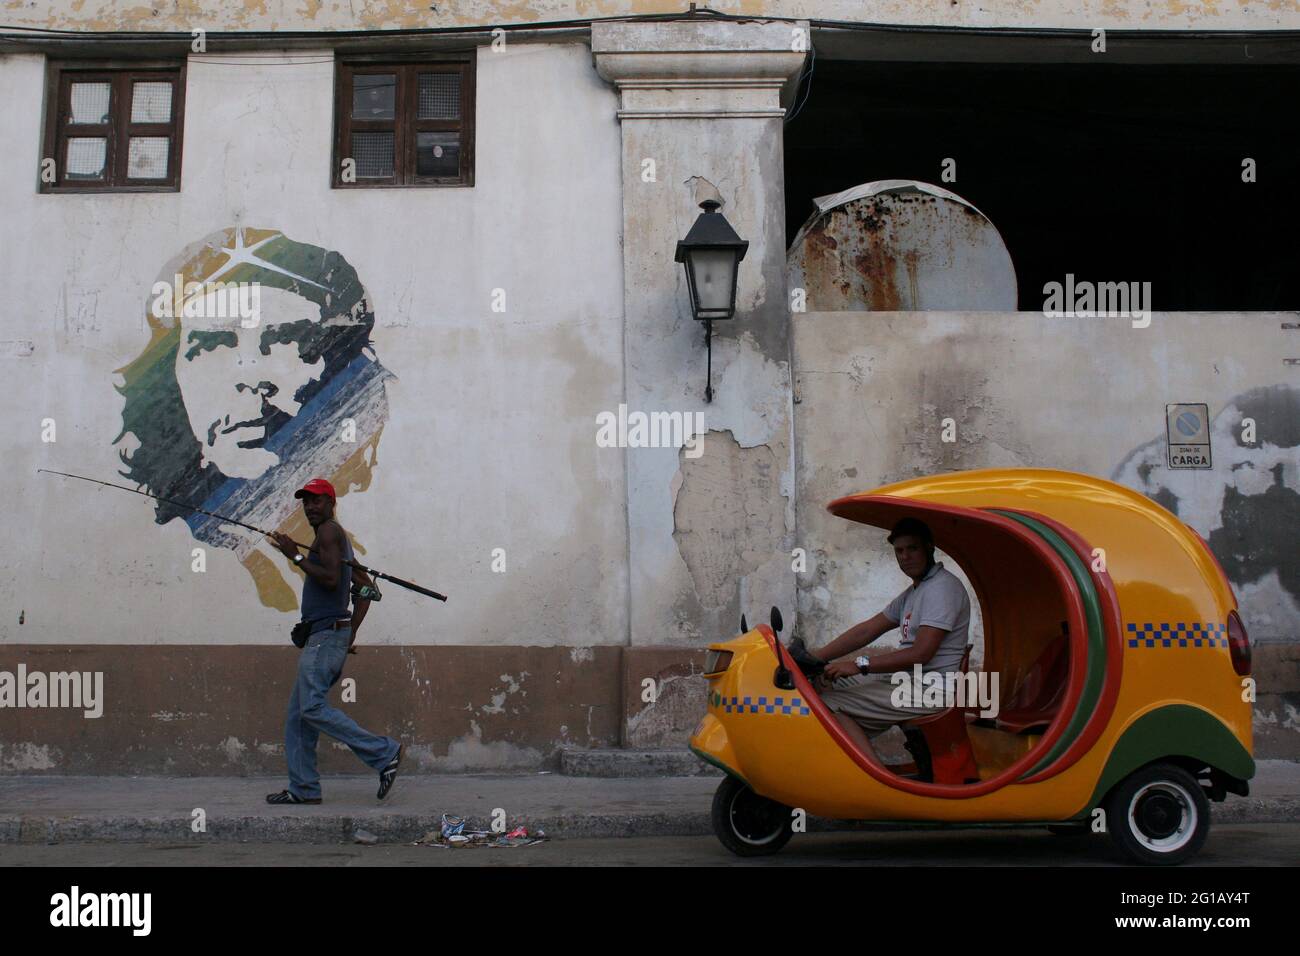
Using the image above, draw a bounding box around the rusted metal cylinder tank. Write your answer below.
[788,180,1017,311]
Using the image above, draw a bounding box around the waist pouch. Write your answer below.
[291,617,345,648]
[290,620,313,648]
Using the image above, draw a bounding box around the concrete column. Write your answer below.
[592,19,806,746]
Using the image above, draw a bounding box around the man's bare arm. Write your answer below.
[813,612,897,662]
[856,626,944,672]
[820,626,947,679]
[307,522,343,589]
[270,523,342,589]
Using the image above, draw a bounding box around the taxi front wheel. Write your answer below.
[711,777,794,857]
[1104,763,1210,866]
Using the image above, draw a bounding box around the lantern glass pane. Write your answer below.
[688,249,735,314]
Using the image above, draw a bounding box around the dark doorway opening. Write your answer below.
[784,59,1299,311]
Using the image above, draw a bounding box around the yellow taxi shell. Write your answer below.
[690,468,1251,822]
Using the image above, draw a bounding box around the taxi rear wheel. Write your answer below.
[711,777,794,857]
[1104,763,1210,866]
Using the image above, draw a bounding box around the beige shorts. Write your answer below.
[818,673,945,737]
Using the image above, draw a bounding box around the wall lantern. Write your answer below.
[674,199,749,402]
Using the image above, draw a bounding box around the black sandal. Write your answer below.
[266,789,321,805]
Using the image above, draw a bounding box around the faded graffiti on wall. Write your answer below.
[1112,385,1300,640]
[113,227,395,610]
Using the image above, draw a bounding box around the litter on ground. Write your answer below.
[409,814,547,848]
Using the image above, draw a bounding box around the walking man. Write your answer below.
[264,478,402,804]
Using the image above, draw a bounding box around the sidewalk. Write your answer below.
[1,760,1296,845]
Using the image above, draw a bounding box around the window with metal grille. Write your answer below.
[333,55,475,188]
[41,62,186,192]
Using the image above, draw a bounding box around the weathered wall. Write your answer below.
[1,43,626,648]
[592,19,804,748]
[0,42,639,769]
[0,645,624,773]
[0,21,812,770]
[791,310,1300,757]
[5,0,1295,32]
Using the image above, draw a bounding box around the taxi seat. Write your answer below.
[995,624,1069,735]
[901,645,979,785]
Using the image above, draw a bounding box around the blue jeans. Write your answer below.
[285,624,400,800]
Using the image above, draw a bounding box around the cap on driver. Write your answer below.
[294,478,337,500]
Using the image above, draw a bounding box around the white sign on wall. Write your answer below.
[1166,403,1212,468]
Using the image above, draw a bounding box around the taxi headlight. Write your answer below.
[704,650,733,675]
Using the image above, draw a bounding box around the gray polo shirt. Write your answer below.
[881,561,971,674]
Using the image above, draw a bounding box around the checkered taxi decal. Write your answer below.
[710,690,810,716]
[1127,622,1228,648]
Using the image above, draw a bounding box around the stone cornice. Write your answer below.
[591,19,808,120]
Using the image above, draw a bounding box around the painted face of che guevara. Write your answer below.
[174,286,325,480]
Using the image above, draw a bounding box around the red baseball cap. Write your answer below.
[294,478,337,500]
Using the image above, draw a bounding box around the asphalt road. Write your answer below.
[2,824,1296,866]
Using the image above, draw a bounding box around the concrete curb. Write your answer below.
[3,800,1297,845]
[0,812,718,845]
[559,748,722,777]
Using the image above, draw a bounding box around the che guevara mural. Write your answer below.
[113,227,394,609]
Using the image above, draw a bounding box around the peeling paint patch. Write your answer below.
[0,743,60,771]
[218,736,247,762]
[626,669,705,747]
[685,175,724,210]
[150,711,208,721]
[1254,705,1300,734]
[1233,571,1300,638]
[569,646,594,664]
[672,430,786,611]
[478,671,528,715]
[436,720,541,771]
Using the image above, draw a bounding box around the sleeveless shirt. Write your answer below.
[300,520,354,633]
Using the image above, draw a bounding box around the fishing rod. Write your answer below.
[37,469,448,603]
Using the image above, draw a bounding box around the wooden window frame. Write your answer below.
[40,59,187,193]
[333,53,476,189]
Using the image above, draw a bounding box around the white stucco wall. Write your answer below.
[594,20,802,648]
[0,42,631,647]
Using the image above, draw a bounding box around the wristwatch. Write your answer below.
[855,655,870,675]
[293,554,304,565]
